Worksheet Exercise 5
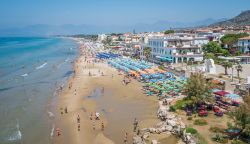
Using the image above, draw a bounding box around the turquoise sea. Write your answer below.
[0,37,79,144]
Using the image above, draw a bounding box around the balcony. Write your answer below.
[173,52,203,57]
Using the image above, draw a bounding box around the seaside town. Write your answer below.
[53,22,250,144]
[1,1,250,144]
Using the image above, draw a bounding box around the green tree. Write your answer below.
[221,61,233,75]
[205,53,216,59]
[221,33,249,50]
[203,41,229,58]
[164,30,175,35]
[185,73,213,103]
[230,95,250,138]
[221,49,230,56]
[143,47,152,60]
[203,41,222,53]
[235,64,243,78]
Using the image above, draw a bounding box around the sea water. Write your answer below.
[0,37,79,144]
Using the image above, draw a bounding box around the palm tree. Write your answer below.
[221,61,233,75]
[143,47,151,61]
[235,64,243,78]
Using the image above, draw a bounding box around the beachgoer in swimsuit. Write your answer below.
[64,107,68,113]
[101,122,104,131]
[133,118,138,132]
[78,123,80,131]
[124,132,128,143]
[137,126,141,135]
[92,121,95,130]
[77,115,80,123]
[90,112,93,120]
[56,128,61,136]
[95,112,100,120]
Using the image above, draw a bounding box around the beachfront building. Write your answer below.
[238,36,250,54]
[140,34,206,64]
[98,34,107,42]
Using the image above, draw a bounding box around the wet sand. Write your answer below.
[54,41,178,144]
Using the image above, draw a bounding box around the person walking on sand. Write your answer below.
[78,123,80,131]
[137,126,141,135]
[101,122,104,131]
[123,132,128,143]
[60,108,63,115]
[77,115,80,123]
[56,128,61,136]
[133,118,138,132]
[64,107,68,114]
[92,120,95,130]
[90,112,93,120]
[95,112,100,120]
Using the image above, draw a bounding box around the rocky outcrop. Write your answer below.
[132,136,146,144]
[133,98,197,144]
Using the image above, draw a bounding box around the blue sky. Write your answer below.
[1,0,250,28]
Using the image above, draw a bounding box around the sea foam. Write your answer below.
[8,120,22,141]
[36,62,47,70]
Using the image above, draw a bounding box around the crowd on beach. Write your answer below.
[55,40,147,144]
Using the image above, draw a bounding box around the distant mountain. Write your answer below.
[0,18,224,36]
[210,10,250,27]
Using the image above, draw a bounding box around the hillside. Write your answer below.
[210,10,250,27]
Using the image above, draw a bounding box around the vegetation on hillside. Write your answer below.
[211,10,250,26]
[164,30,175,35]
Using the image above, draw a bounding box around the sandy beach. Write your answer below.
[53,40,178,144]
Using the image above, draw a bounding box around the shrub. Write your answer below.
[212,133,228,143]
[169,106,176,112]
[195,133,208,144]
[209,126,224,133]
[173,99,193,110]
[187,116,193,120]
[185,127,197,134]
[194,119,207,126]
[231,139,246,144]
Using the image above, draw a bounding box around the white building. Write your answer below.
[238,36,250,54]
[140,35,208,64]
[98,34,107,41]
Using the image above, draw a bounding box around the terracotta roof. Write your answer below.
[239,36,250,40]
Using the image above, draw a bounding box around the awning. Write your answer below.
[214,90,230,96]
[156,56,173,62]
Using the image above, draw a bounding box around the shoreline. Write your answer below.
[53,39,178,144]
